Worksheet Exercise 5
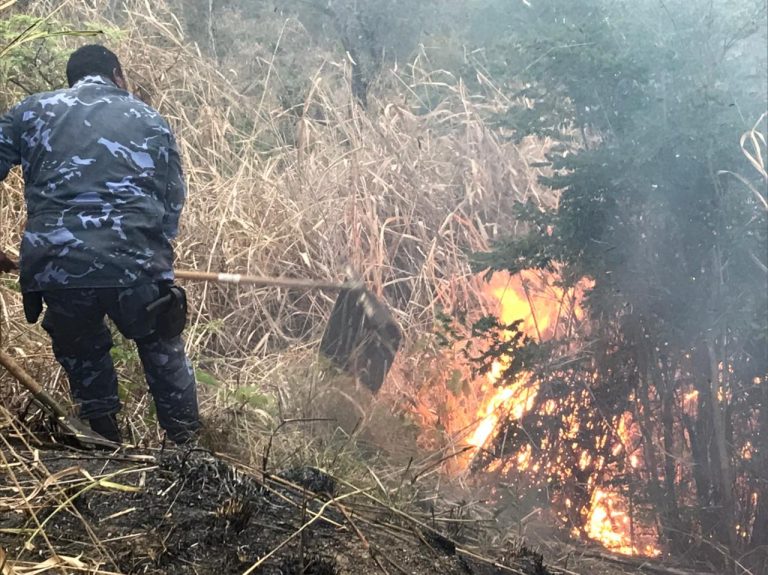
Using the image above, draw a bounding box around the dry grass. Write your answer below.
[0,405,130,574]
[0,3,563,567]
[0,0,556,450]
[0,11,574,568]
[0,400,563,575]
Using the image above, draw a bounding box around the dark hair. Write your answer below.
[66,45,123,87]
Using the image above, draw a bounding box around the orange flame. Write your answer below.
[471,271,659,557]
[585,488,659,556]
[468,270,585,454]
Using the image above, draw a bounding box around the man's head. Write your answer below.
[66,45,126,89]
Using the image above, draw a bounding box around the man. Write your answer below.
[0,45,200,444]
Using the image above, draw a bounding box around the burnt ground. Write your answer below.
[0,442,552,575]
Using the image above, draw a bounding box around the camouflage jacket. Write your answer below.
[0,75,185,293]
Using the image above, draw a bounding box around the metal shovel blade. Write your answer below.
[320,288,401,393]
[0,350,120,450]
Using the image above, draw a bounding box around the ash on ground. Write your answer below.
[0,443,552,575]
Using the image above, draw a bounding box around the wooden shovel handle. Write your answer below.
[0,349,69,418]
[174,270,355,291]
[0,349,122,448]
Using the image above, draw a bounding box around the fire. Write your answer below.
[467,270,659,557]
[468,372,537,450]
[585,489,660,557]
[467,270,582,452]
[681,388,699,418]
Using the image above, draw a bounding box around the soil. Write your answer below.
[0,443,552,575]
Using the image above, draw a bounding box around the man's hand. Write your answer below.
[0,251,18,273]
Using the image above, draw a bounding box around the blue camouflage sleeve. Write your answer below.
[0,106,21,181]
[162,129,186,240]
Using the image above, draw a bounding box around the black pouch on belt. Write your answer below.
[145,284,188,339]
[22,292,44,324]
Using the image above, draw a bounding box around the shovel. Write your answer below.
[0,261,120,448]
[0,349,120,449]
[174,270,401,393]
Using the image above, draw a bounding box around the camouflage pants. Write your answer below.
[40,285,200,443]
